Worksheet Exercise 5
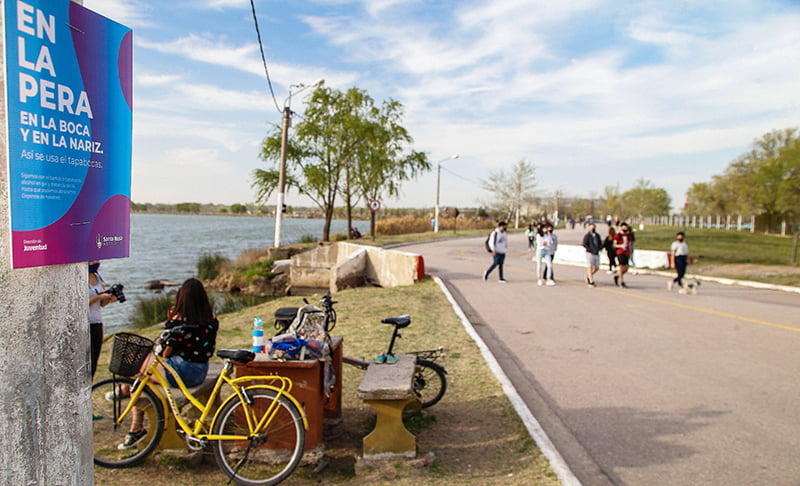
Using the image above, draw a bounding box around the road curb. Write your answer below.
[432,275,582,486]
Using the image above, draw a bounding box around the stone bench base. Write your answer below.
[356,354,419,459]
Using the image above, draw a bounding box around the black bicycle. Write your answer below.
[272,292,448,409]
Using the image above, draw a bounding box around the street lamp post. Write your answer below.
[434,154,459,233]
[273,80,324,248]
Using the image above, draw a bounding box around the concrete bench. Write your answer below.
[158,363,223,450]
[356,354,419,459]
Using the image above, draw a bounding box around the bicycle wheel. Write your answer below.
[212,388,305,486]
[91,377,164,468]
[414,359,447,408]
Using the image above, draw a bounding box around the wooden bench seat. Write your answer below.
[356,354,419,459]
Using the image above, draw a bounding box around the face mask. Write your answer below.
[89,263,100,273]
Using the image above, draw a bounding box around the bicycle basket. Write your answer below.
[109,333,154,376]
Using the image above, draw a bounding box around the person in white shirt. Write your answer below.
[483,221,509,283]
[668,232,689,291]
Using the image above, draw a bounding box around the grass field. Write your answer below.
[93,279,560,486]
[623,227,800,286]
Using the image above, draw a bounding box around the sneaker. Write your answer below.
[606,270,614,275]
[668,281,674,291]
[499,279,508,283]
[614,276,619,287]
[482,270,489,281]
[621,282,628,288]
[546,280,555,286]
[92,413,104,421]
[588,282,596,287]
[105,388,130,402]
[537,279,543,286]
[117,429,147,450]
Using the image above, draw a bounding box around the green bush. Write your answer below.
[198,252,230,280]
[212,293,269,316]
[299,234,317,244]
[131,293,174,329]
[242,259,276,280]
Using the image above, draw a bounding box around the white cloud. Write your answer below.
[122,0,800,208]
[136,73,182,87]
[82,0,152,27]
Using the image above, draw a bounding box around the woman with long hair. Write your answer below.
[603,226,617,275]
[117,278,218,450]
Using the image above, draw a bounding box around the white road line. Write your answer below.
[432,275,582,486]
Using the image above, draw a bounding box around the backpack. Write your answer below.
[484,231,494,253]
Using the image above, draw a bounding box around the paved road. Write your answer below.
[404,230,800,486]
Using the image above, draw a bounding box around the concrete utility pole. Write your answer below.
[0,2,93,484]
[273,80,323,248]
[273,105,291,248]
[433,154,459,233]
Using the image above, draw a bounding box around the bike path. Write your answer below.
[404,232,800,486]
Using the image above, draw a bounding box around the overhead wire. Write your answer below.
[249,0,282,114]
[440,165,481,186]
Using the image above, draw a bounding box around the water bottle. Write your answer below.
[253,317,264,353]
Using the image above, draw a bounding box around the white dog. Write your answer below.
[678,279,701,295]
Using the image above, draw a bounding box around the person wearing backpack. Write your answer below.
[483,221,508,283]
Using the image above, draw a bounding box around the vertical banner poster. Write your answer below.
[3,0,132,268]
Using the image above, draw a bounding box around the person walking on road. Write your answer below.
[525,224,536,251]
[582,223,602,287]
[613,222,634,287]
[483,221,508,283]
[669,231,689,291]
[535,223,556,286]
[603,226,617,274]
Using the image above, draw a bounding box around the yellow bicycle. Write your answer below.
[92,330,307,486]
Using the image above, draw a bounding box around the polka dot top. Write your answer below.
[165,318,218,364]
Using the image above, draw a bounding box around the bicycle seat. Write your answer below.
[217,349,256,363]
[381,315,411,328]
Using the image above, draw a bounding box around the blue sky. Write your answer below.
[83,0,800,212]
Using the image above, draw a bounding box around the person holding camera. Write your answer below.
[88,260,117,380]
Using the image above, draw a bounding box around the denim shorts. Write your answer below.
[166,355,208,387]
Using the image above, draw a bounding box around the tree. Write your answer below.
[622,178,671,217]
[480,159,537,227]
[253,87,427,241]
[720,128,799,231]
[348,98,429,236]
[175,202,201,213]
[230,203,247,214]
[599,185,624,220]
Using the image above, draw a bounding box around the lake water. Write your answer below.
[98,213,371,334]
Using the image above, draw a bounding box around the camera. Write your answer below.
[105,283,126,303]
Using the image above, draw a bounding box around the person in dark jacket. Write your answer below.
[582,223,602,287]
[603,226,617,275]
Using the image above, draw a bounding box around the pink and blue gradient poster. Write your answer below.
[4,0,132,268]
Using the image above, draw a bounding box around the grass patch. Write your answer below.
[130,293,174,329]
[404,412,437,435]
[631,227,797,266]
[93,279,560,486]
[212,293,269,315]
[197,252,229,280]
[241,258,276,280]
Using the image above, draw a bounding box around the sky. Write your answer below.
[82,0,800,213]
